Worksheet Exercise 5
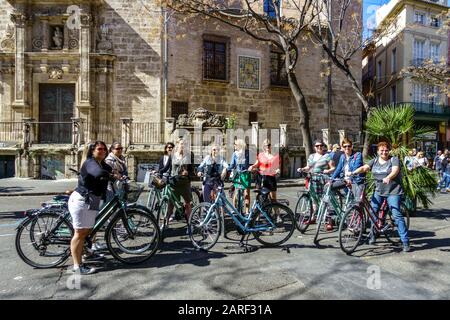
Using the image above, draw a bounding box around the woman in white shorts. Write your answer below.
[68,141,112,275]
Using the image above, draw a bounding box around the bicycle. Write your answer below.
[15,178,161,268]
[338,184,410,255]
[294,172,330,233]
[187,181,295,251]
[312,177,355,245]
[146,171,201,219]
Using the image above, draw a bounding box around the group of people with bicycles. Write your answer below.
[21,134,413,276]
[298,138,410,253]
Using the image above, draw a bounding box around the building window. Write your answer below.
[203,39,227,80]
[249,112,258,126]
[391,48,397,73]
[414,11,425,25]
[430,16,440,28]
[430,43,440,63]
[171,101,188,120]
[270,51,288,86]
[377,60,382,82]
[391,85,397,104]
[413,39,425,65]
[264,0,281,18]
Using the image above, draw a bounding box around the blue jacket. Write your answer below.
[227,150,250,173]
[331,151,365,184]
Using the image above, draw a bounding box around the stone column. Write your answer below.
[338,129,346,145]
[79,14,91,108]
[62,18,69,51]
[41,17,49,51]
[11,11,28,109]
[321,128,329,148]
[279,124,287,148]
[164,117,175,143]
[251,122,259,148]
[121,118,133,149]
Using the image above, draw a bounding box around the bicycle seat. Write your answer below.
[253,187,271,195]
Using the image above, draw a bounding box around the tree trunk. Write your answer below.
[287,72,313,157]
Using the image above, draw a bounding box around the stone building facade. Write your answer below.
[0,0,362,179]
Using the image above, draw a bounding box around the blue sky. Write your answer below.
[363,0,450,38]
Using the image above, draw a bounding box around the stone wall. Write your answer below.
[100,0,162,124]
[167,14,362,147]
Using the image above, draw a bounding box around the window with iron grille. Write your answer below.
[249,112,258,126]
[203,40,227,80]
[171,101,188,120]
[270,51,289,86]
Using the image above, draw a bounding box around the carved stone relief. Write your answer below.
[48,66,63,79]
[0,24,15,51]
[176,107,226,127]
[97,24,113,53]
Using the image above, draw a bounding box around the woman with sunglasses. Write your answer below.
[197,144,228,203]
[157,142,174,178]
[105,142,128,179]
[249,139,280,202]
[299,140,335,175]
[330,138,364,200]
[351,141,410,252]
[228,139,251,213]
[68,141,114,275]
[297,140,335,227]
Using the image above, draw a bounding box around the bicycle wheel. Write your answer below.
[338,206,365,255]
[106,208,161,264]
[188,202,221,251]
[191,187,202,207]
[384,206,410,245]
[294,193,313,233]
[146,188,157,213]
[252,203,295,247]
[156,198,170,232]
[15,212,73,268]
[313,202,329,244]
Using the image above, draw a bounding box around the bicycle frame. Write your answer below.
[200,187,276,233]
[356,188,389,233]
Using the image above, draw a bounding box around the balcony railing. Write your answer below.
[392,102,450,115]
[0,122,22,142]
[410,58,426,67]
[131,122,162,145]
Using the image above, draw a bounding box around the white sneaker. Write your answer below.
[82,252,105,262]
[92,242,107,251]
[73,264,97,275]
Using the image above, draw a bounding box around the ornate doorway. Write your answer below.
[38,84,75,143]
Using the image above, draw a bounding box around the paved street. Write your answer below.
[0,187,449,300]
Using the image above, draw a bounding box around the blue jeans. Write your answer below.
[443,173,450,189]
[370,192,409,245]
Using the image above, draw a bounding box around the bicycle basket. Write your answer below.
[150,175,166,189]
[119,181,143,203]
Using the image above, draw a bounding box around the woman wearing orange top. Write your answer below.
[249,139,280,201]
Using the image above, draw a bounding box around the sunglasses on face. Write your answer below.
[315,145,323,148]
[167,147,173,149]
[114,147,123,150]
[343,145,352,148]
[96,148,107,151]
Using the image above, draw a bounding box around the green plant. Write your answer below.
[364,103,438,208]
[226,113,236,129]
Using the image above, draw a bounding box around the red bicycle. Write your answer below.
[338,184,410,255]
